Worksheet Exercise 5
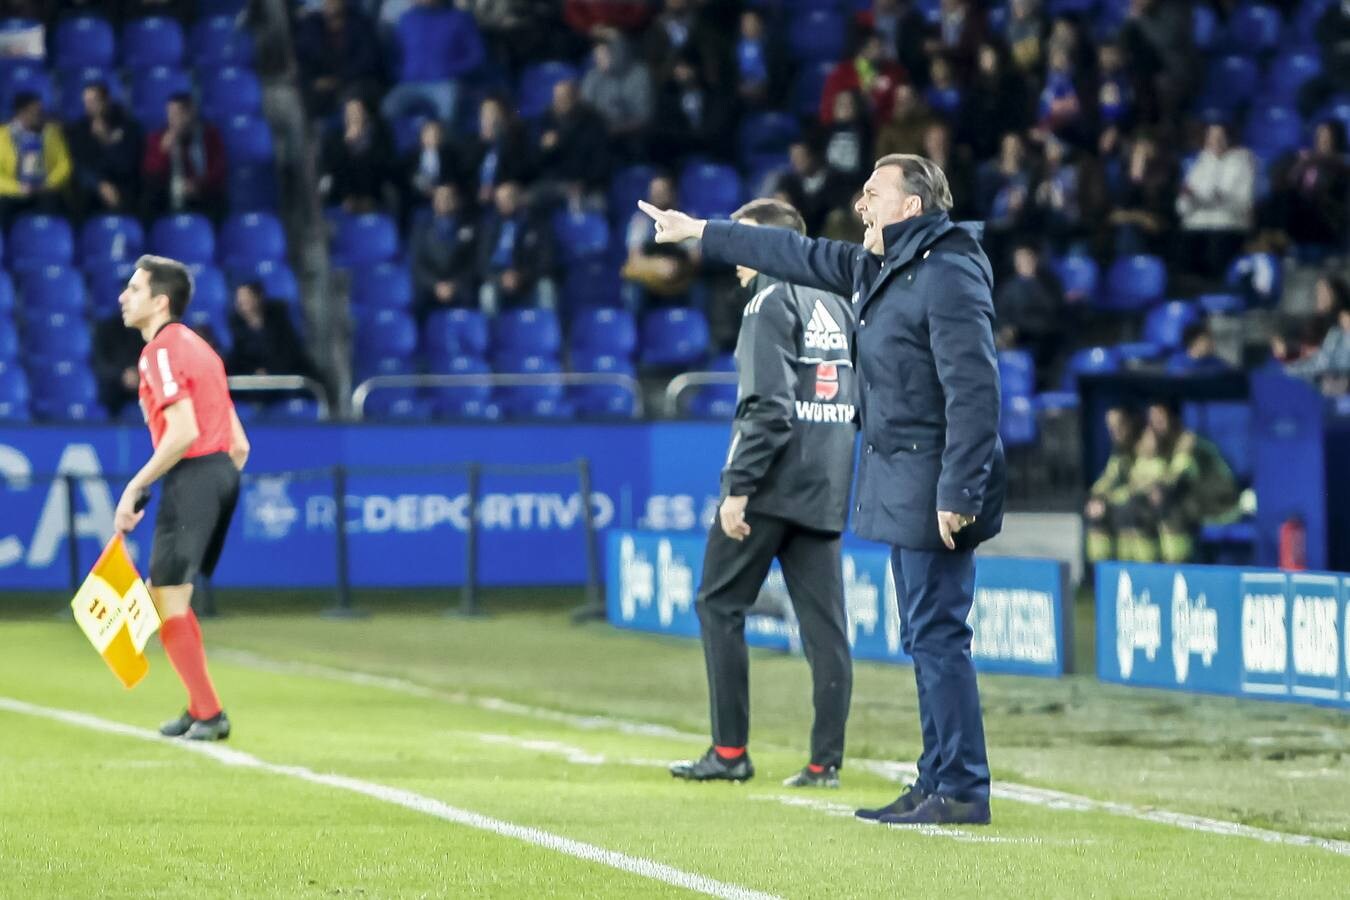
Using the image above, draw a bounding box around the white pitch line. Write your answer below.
[0,696,780,900]
[217,649,1350,858]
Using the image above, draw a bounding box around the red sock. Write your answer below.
[714,745,745,760]
[808,764,826,774]
[160,610,222,720]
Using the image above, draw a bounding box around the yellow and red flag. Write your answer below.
[70,534,161,689]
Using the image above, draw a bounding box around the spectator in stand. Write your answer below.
[1118,0,1191,122]
[1270,316,1318,366]
[1037,46,1088,146]
[1107,132,1174,255]
[0,93,71,224]
[1167,320,1231,374]
[1277,122,1349,258]
[227,282,318,379]
[1006,0,1045,76]
[858,0,929,80]
[581,29,654,162]
[141,93,225,221]
[773,140,849,235]
[820,28,909,128]
[922,54,962,123]
[91,314,144,416]
[935,0,987,73]
[411,181,479,313]
[994,242,1065,377]
[1095,41,1134,135]
[564,0,653,35]
[466,1,572,71]
[874,83,935,158]
[921,120,972,217]
[402,119,457,216]
[294,0,384,120]
[960,42,1032,161]
[1309,275,1350,345]
[734,8,788,110]
[320,95,396,213]
[69,82,140,219]
[1030,136,1083,249]
[650,50,732,166]
[621,173,697,308]
[978,132,1034,261]
[1287,284,1350,397]
[1177,122,1256,282]
[819,90,872,183]
[476,181,557,314]
[821,188,866,244]
[534,79,612,202]
[1084,406,1143,564]
[458,96,532,209]
[381,0,486,128]
[643,0,729,86]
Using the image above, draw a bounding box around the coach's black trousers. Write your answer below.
[695,513,852,768]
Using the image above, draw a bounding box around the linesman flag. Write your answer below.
[71,534,161,689]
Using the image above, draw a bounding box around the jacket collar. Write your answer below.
[879,210,955,268]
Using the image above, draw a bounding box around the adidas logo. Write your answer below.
[805,301,848,350]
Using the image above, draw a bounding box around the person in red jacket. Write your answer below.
[141,93,226,222]
[819,28,909,128]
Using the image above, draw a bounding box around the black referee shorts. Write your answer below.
[149,452,240,587]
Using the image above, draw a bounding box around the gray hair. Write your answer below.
[872,154,953,212]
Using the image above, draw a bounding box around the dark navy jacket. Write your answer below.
[703,211,1005,551]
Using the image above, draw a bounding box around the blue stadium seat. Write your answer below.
[0,64,52,119]
[26,318,93,364]
[790,61,834,118]
[363,391,429,421]
[426,354,493,417]
[356,309,417,360]
[553,209,610,264]
[53,15,116,70]
[240,259,299,308]
[562,259,622,311]
[1116,341,1163,363]
[353,353,411,386]
[85,261,135,308]
[1143,301,1200,350]
[1000,395,1038,447]
[31,360,103,419]
[220,114,274,165]
[997,350,1035,399]
[8,214,74,274]
[188,264,229,319]
[0,366,29,421]
[493,308,562,358]
[607,164,656,230]
[130,66,190,129]
[1315,95,1350,136]
[745,153,790,198]
[79,215,144,267]
[738,111,799,170]
[56,66,118,122]
[1244,106,1305,164]
[219,212,286,271]
[1199,56,1259,113]
[1193,3,1218,50]
[1105,254,1166,310]
[228,164,280,214]
[0,318,18,360]
[1062,346,1121,390]
[571,363,638,418]
[1035,391,1080,411]
[200,66,262,122]
[264,396,321,422]
[1054,254,1098,302]
[516,61,578,118]
[678,163,743,220]
[350,262,413,311]
[121,17,184,69]
[20,267,86,315]
[150,214,216,264]
[189,15,254,69]
[788,9,846,63]
[1225,3,1282,54]
[688,387,736,419]
[1199,292,1243,316]
[183,308,230,353]
[332,213,399,267]
[572,307,636,358]
[641,307,710,367]
[493,354,564,416]
[1184,401,1252,482]
[425,308,489,359]
[0,272,12,317]
[1263,52,1321,105]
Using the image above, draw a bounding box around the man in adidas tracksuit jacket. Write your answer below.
[669,199,857,789]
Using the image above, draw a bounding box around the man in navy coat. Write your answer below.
[639,153,1004,825]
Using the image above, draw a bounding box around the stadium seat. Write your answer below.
[20,267,86,315]
[1185,401,1252,482]
[243,260,300,308]
[516,61,578,118]
[220,114,275,165]
[1224,3,1282,54]
[1143,301,1200,350]
[608,165,656,230]
[1315,94,1350,136]
[85,261,135,308]
[0,64,52,119]
[790,62,834,119]
[998,350,1035,399]
[0,366,29,421]
[1199,56,1259,113]
[56,66,118,122]
[149,214,216,265]
[356,309,417,360]
[571,307,637,358]
[363,390,429,421]
[189,15,255,69]
[219,212,286,271]
[200,67,262,122]
[1116,341,1163,363]
[426,354,492,416]
[425,308,489,359]
[788,9,846,63]
[1000,395,1038,447]
[493,308,562,358]
[79,215,144,267]
[0,272,12,317]
[562,259,622,311]
[182,307,230,352]
[552,209,610,264]
[121,17,184,69]
[0,318,18,360]
[53,15,116,70]
[186,264,229,318]
[32,360,97,409]
[1105,254,1166,310]
[8,214,74,275]
[353,353,412,386]
[350,262,413,311]
[1062,346,1121,390]
[1198,292,1243,316]
[641,307,710,368]
[264,396,321,422]
[228,164,280,214]
[1035,391,1080,411]
[1192,3,1218,50]
[1244,106,1305,164]
[1263,52,1321,105]
[678,163,743,221]
[1054,254,1098,302]
[332,213,399,267]
[493,354,564,416]
[738,111,799,171]
[130,65,191,129]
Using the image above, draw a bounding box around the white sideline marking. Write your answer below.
[218,649,1350,858]
[0,696,780,900]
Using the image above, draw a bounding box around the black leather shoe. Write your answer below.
[855,784,930,822]
[159,710,194,738]
[880,794,991,826]
[782,766,840,788]
[669,748,754,782]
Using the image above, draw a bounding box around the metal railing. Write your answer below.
[351,373,644,419]
[228,375,332,418]
[664,372,737,417]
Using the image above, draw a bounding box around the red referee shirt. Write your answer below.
[137,322,235,457]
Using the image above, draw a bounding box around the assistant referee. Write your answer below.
[114,255,250,742]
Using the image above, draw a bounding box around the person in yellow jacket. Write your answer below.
[0,92,72,224]
[1085,406,1144,563]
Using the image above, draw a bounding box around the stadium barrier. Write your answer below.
[227,375,332,417]
[663,372,738,416]
[607,529,1072,677]
[351,373,645,419]
[1097,561,1349,709]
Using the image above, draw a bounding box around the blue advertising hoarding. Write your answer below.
[0,423,732,590]
[1097,562,1348,709]
[607,529,1070,678]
